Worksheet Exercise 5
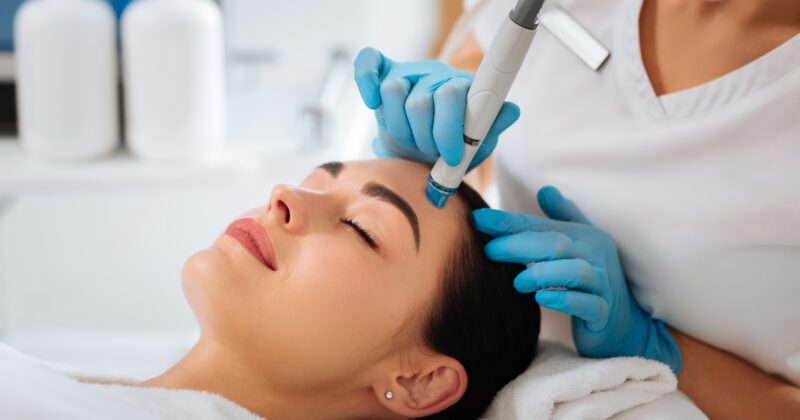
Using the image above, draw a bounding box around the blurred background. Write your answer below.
[0,0,465,378]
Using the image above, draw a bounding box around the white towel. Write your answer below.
[0,342,262,420]
[482,341,678,420]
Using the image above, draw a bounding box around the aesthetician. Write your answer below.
[354,0,800,417]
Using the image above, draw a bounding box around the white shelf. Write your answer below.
[0,137,334,194]
[0,53,12,82]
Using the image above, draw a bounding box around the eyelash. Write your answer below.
[340,217,378,249]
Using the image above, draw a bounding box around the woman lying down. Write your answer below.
[0,159,541,420]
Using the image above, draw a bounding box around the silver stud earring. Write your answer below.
[385,391,393,399]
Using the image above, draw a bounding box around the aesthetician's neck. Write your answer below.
[136,336,387,420]
[689,0,800,25]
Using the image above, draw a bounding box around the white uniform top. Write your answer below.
[468,0,800,385]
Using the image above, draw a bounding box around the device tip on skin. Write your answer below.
[425,176,457,208]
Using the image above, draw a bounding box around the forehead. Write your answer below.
[317,158,468,255]
[344,159,430,196]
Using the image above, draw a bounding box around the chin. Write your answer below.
[181,247,234,333]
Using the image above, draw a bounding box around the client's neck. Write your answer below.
[138,336,385,420]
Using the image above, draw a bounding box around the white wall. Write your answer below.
[223,0,439,149]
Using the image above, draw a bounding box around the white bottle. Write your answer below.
[121,0,225,164]
[15,0,119,160]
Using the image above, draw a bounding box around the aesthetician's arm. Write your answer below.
[669,327,800,419]
[473,188,800,418]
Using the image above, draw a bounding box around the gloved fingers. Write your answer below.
[354,47,391,110]
[512,259,605,295]
[484,230,583,264]
[535,290,609,328]
[371,136,396,159]
[404,85,437,156]
[374,106,387,129]
[467,102,520,171]
[372,128,438,165]
[484,101,521,140]
[537,186,592,226]
[473,208,559,237]
[379,76,415,148]
[432,77,471,166]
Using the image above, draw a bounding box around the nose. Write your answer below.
[267,184,310,234]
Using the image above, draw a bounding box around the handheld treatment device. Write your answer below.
[426,0,545,208]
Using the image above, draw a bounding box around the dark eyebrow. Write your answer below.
[315,161,420,251]
[317,161,344,177]
[362,182,420,251]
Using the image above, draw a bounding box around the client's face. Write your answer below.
[182,159,464,393]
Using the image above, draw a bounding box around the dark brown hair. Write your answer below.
[422,183,541,419]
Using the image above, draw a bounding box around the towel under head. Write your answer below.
[482,341,677,420]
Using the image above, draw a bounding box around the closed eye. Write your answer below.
[340,217,378,249]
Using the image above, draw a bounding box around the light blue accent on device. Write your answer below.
[472,186,682,373]
[425,176,457,209]
[111,0,135,17]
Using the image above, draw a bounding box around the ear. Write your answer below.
[372,354,468,418]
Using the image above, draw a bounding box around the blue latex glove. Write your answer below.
[353,47,520,170]
[472,186,682,373]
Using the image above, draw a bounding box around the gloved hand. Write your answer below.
[353,47,520,170]
[472,186,682,373]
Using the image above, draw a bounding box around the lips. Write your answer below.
[224,218,278,271]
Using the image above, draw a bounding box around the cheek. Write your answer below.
[273,238,415,357]
[290,241,393,323]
